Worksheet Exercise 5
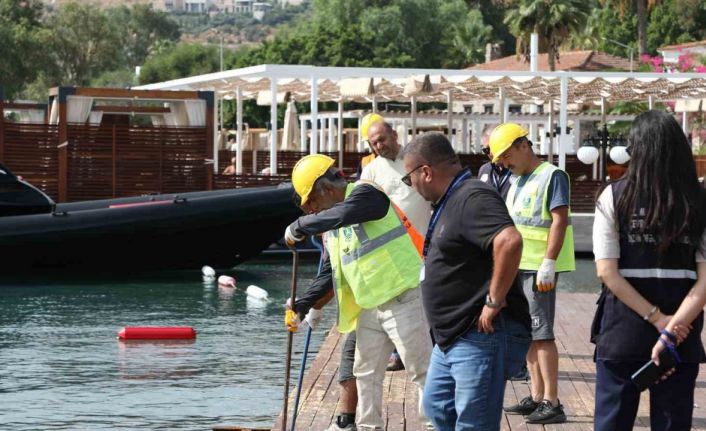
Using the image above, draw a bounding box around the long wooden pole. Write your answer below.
[282,248,299,431]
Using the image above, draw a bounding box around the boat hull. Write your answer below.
[0,185,301,273]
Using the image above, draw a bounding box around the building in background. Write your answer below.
[252,2,272,19]
[658,40,706,65]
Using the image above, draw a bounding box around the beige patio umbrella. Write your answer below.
[281,100,301,150]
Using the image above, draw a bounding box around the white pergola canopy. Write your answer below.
[137,65,706,174]
[137,64,706,104]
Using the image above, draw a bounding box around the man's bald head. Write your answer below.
[367,121,400,161]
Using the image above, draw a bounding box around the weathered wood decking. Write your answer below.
[271,292,706,431]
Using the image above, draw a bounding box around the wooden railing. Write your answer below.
[214,173,290,189]
[217,150,363,176]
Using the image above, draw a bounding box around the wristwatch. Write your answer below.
[485,294,503,309]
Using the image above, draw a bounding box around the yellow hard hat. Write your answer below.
[360,113,385,140]
[489,123,528,163]
[292,154,336,205]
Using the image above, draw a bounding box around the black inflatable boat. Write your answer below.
[0,163,300,273]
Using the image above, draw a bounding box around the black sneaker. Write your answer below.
[525,400,567,424]
[503,396,539,415]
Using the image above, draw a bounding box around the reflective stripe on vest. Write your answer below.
[326,182,422,333]
[506,162,575,272]
[619,268,698,280]
[340,224,408,265]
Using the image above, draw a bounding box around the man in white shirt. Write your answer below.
[359,120,433,421]
[361,121,431,235]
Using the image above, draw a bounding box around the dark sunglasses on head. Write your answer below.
[401,164,425,186]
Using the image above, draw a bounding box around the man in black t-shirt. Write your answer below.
[400,133,531,431]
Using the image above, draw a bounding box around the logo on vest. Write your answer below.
[522,195,532,208]
[342,226,353,241]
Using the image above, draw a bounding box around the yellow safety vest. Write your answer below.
[506,162,575,272]
[325,182,422,333]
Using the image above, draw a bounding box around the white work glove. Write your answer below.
[536,258,557,292]
[284,224,304,246]
[304,307,324,330]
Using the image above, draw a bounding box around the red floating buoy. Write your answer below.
[118,326,196,340]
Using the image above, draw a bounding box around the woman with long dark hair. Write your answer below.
[591,110,706,430]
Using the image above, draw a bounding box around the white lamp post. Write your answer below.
[577,124,630,183]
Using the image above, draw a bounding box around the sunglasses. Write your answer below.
[401,164,425,186]
[481,147,491,157]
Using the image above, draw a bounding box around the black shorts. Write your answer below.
[339,331,356,382]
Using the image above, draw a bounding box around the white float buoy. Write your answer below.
[246,295,267,310]
[202,265,216,279]
[246,285,269,301]
[218,275,236,288]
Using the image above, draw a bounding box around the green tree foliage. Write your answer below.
[0,0,45,98]
[646,0,706,53]
[13,2,184,99]
[43,2,122,86]
[91,69,138,89]
[504,0,593,70]
[450,9,495,66]
[470,0,517,56]
[599,0,655,56]
[139,44,221,84]
[225,0,495,70]
[105,4,181,69]
[586,1,636,57]
[587,0,706,57]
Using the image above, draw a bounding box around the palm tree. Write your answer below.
[452,9,494,65]
[504,0,593,71]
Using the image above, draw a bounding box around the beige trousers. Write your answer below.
[353,288,432,430]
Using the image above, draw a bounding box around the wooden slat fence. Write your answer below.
[2,122,59,199]
[66,124,209,201]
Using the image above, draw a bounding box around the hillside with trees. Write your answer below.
[3,0,706,104]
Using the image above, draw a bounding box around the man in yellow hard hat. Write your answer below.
[284,154,431,431]
[355,113,384,178]
[492,123,575,425]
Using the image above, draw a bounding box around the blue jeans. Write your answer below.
[422,312,530,431]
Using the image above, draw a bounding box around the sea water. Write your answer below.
[0,258,599,430]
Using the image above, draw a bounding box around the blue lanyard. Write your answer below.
[423,169,472,258]
[492,168,511,192]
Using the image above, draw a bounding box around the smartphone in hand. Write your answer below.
[631,349,677,392]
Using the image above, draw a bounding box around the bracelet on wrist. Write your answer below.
[660,328,677,344]
[643,305,659,322]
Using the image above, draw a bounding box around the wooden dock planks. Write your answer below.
[269,293,706,430]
